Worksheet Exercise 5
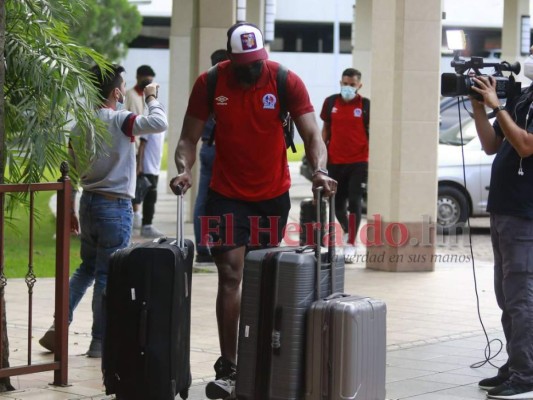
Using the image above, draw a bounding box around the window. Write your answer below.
[129,17,170,49]
[271,22,352,53]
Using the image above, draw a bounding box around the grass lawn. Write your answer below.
[287,143,305,162]
[3,187,81,279]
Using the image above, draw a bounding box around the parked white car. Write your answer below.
[437,118,495,233]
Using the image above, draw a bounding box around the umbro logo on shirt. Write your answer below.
[215,95,228,105]
[332,107,338,113]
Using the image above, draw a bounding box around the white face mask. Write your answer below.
[340,85,357,101]
[524,55,533,81]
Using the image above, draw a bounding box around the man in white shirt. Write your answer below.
[126,65,166,238]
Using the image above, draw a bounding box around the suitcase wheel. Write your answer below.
[179,387,189,399]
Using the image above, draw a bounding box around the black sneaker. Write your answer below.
[479,374,511,390]
[205,357,236,399]
[487,381,533,399]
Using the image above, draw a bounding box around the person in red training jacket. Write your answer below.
[170,22,336,400]
[320,68,370,263]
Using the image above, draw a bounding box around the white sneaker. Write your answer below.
[141,225,164,238]
[133,212,142,229]
[344,244,357,264]
[342,232,349,245]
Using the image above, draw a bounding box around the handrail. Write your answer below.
[0,161,70,386]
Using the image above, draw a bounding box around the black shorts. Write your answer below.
[203,190,291,255]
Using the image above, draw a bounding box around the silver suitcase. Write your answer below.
[305,198,387,400]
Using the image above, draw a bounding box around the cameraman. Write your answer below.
[470,50,533,399]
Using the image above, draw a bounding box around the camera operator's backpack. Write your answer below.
[325,94,370,138]
[206,63,297,153]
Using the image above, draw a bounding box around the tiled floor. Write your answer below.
[0,259,507,399]
[0,165,509,399]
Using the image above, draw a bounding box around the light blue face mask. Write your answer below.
[116,91,126,111]
[340,85,357,101]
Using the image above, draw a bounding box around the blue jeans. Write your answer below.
[193,142,215,256]
[69,192,132,341]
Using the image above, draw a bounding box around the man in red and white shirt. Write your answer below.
[171,22,336,399]
[321,68,370,263]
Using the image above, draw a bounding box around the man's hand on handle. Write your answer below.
[169,172,192,195]
[312,173,337,198]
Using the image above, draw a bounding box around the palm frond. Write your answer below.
[4,0,111,187]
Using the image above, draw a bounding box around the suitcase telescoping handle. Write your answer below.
[175,184,186,249]
[313,187,336,300]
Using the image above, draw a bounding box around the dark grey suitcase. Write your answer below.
[103,190,193,400]
[305,232,387,399]
[236,189,344,400]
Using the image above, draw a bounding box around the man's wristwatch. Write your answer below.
[493,105,505,115]
[312,167,329,177]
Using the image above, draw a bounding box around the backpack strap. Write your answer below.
[325,94,338,122]
[206,65,218,145]
[277,65,288,121]
[277,64,296,153]
[362,97,370,138]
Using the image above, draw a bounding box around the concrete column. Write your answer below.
[167,0,234,220]
[167,0,193,191]
[247,0,265,28]
[501,0,530,83]
[353,0,373,96]
[193,1,235,77]
[366,0,441,272]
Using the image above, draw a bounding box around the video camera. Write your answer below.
[441,56,521,100]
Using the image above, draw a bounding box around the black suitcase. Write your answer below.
[299,197,327,246]
[236,189,344,400]
[103,190,193,400]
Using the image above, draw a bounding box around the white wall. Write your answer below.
[271,51,352,143]
[274,0,354,22]
[442,0,503,27]
[129,0,508,27]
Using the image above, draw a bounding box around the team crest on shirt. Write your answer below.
[331,106,338,113]
[262,93,277,109]
[354,108,362,117]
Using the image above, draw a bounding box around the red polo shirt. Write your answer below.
[320,95,368,164]
[186,60,314,201]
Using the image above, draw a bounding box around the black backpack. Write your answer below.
[206,63,296,153]
[325,94,370,138]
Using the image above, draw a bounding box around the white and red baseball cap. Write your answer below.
[227,23,268,65]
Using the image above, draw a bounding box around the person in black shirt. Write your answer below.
[470,51,533,399]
